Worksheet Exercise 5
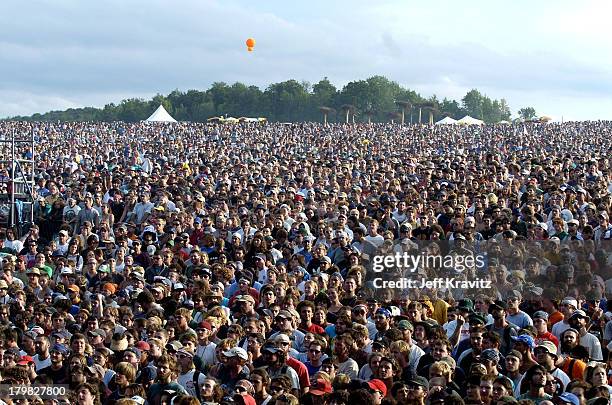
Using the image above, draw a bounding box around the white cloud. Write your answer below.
[0,0,611,119]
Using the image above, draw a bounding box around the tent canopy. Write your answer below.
[435,116,458,125]
[457,115,484,125]
[145,105,177,122]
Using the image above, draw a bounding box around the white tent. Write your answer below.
[435,116,458,125]
[145,105,177,123]
[457,115,484,125]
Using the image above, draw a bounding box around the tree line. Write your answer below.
[9,76,535,123]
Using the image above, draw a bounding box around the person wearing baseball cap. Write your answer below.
[309,378,332,396]
[506,290,532,329]
[367,378,387,403]
[534,340,571,389]
[557,392,580,405]
[551,297,578,339]
[218,347,251,392]
[567,309,604,361]
[405,376,429,405]
[176,348,206,398]
[531,310,559,348]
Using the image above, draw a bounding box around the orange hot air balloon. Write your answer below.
[247,47,254,52]
[246,38,255,48]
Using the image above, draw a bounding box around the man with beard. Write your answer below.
[261,344,300,396]
[558,328,587,380]
[373,308,392,341]
[37,343,69,384]
[517,364,552,403]
[33,334,52,372]
[147,354,188,404]
[567,309,603,361]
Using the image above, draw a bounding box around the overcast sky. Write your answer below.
[1,0,611,120]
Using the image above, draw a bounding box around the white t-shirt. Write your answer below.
[178,369,207,397]
[551,320,570,340]
[337,358,359,379]
[3,239,23,253]
[580,332,603,361]
[444,320,470,342]
[195,342,217,368]
[33,354,51,372]
[365,234,385,248]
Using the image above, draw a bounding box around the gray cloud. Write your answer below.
[1,0,610,119]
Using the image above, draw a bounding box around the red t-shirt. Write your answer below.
[299,323,326,335]
[535,332,559,348]
[286,356,310,389]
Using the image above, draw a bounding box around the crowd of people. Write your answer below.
[0,120,611,405]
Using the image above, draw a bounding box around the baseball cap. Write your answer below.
[176,348,194,358]
[557,392,580,405]
[468,313,487,325]
[367,379,387,396]
[488,300,508,313]
[535,341,558,357]
[507,290,522,301]
[165,341,183,352]
[236,294,255,304]
[222,347,248,360]
[196,321,213,331]
[310,378,333,395]
[569,309,589,320]
[17,355,34,366]
[457,299,474,312]
[276,310,293,320]
[511,334,535,349]
[532,311,549,321]
[561,297,578,309]
[273,334,292,344]
[50,343,69,356]
[125,347,142,358]
[87,329,107,339]
[397,320,414,331]
[136,341,150,352]
[406,376,429,391]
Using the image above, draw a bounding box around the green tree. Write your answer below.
[439,98,462,119]
[518,107,537,121]
[461,89,483,118]
[499,99,512,121]
[5,76,525,124]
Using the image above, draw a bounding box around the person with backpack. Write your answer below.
[176,348,206,401]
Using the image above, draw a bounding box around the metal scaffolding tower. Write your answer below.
[0,129,36,236]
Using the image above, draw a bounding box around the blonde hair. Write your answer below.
[430,361,452,380]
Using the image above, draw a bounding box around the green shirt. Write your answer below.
[517,392,552,404]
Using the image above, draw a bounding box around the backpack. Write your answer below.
[193,370,202,402]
